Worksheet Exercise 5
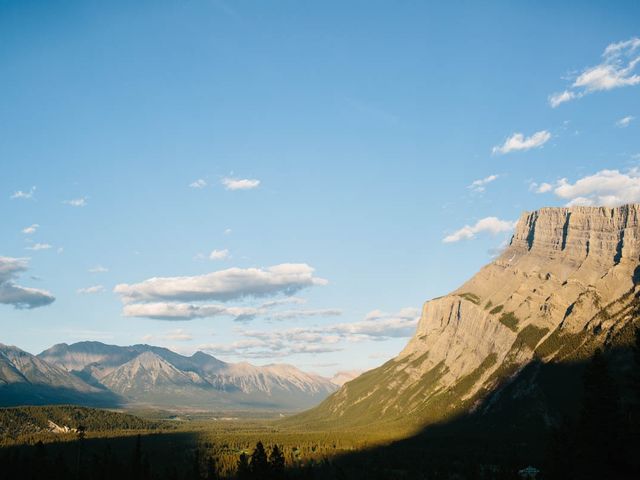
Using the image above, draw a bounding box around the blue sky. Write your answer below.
[1,0,639,377]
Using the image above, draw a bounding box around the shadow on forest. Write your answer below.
[280,343,640,479]
[1,344,639,479]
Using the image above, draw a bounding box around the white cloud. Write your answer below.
[549,37,640,107]
[122,302,261,321]
[26,243,52,251]
[443,217,516,243]
[529,181,553,193]
[492,131,551,155]
[77,285,105,295]
[268,308,342,321]
[468,174,499,193]
[22,224,39,235]
[0,256,55,309]
[224,228,232,235]
[142,328,193,342]
[122,300,339,322]
[221,177,260,190]
[115,263,327,305]
[548,90,576,108]
[89,265,109,273]
[197,307,418,359]
[189,179,207,189]
[538,168,640,207]
[10,186,36,200]
[63,197,87,207]
[209,249,230,260]
[260,297,306,308]
[326,307,420,339]
[616,115,635,128]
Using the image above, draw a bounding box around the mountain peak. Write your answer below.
[293,204,640,429]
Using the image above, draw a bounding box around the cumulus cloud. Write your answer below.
[549,37,640,107]
[0,256,55,309]
[224,228,232,235]
[616,115,635,128]
[77,285,105,294]
[529,181,553,194]
[468,174,499,193]
[189,179,207,189]
[536,168,640,207]
[26,243,52,251]
[22,224,39,234]
[197,307,419,359]
[492,131,551,155]
[221,177,260,190]
[114,263,327,305]
[209,249,230,260]
[443,217,516,243]
[63,197,87,207]
[10,186,36,200]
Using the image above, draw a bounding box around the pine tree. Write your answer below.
[250,441,269,477]
[268,445,285,480]
[237,453,251,480]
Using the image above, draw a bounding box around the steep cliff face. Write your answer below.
[294,205,640,429]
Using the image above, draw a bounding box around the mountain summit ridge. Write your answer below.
[1,342,337,410]
[293,204,640,429]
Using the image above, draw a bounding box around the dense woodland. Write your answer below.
[2,329,640,479]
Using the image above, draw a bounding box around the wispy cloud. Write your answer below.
[88,265,109,273]
[0,256,55,309]
[77,285,105,294]
[198,307,418,359]
[549,37,640,107]
[209,249,230,260]
[492,131,551,155]
[222,177,260,190]
[122,302,261,321]
[22,224,39,235]
[142,328,193,342]
[63,197,87,207]
[26,243,53,251]
[616,115,635,128]
[534,168,640,206]
[189,179,207,189]
[11,186,36,200]
[468,174,499,193]
[443,217,516,243]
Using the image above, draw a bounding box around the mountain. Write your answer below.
[293,205,640,430]
[37,342,337,410]
[0,344,118,407]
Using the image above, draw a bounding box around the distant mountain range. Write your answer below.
[0,341,340,410]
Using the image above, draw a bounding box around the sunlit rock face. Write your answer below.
[295,205,640,429]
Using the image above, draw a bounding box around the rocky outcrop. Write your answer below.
[293,205,640,429]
